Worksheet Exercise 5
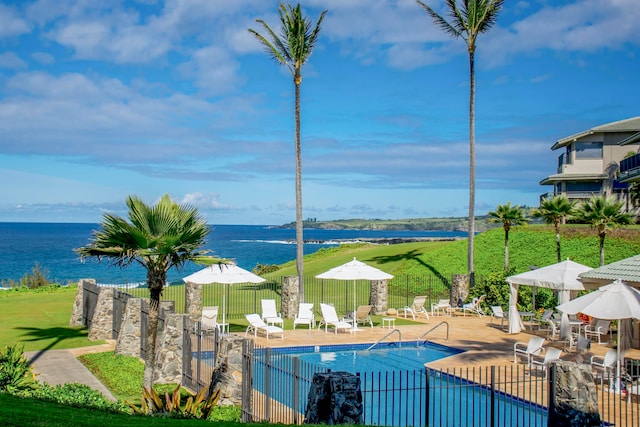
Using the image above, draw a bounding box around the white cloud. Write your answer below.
[0,3,31,37]
[0,52,27,69]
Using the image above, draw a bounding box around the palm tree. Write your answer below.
[488,202,529,271]
[76,194,210,388]
[575,195,634,266]
[416,0,504,285]
[249,3,327,302]
[532,195,576,262]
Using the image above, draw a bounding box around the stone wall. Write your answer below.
[282,276,299,319]
[451,274,469,307]
[115,298,143,357]
[209,335,245,405]
[370,280,388,314]
[153,313,187,384]
[69,279,95,326]
[548,361,601,426]
[88,287,114,341]
[184,282,202,320]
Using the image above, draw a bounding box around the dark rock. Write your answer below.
[304,371,363,425]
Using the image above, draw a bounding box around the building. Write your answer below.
[540,116,640,205]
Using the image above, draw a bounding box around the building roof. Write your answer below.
[551,116,640,150]
[578,255,640,289]
[539,172,607,185]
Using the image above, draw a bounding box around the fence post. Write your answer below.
[490,365,496,427]
[425,369,430,427]
[265,347,271,422]
[293,357,300,425]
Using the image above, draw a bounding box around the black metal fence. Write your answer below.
[232,341,640,427]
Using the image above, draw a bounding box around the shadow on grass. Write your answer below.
[367,250,451,287]
[15,326,89,365]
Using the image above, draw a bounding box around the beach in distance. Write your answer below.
[0,222,466,286]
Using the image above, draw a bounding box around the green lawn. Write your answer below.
[0,287,104,351]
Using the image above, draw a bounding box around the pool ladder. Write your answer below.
[366,329,402,351]
[417,321,449,346]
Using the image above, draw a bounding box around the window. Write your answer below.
[566,182,601,192]
[574,141,603,159]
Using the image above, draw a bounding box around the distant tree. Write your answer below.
[488,202,529,271]
[416,0,504,285]
[532,195,576,262]
[76,195,211,388]
[249,3,327,302]
[575,195,634,266]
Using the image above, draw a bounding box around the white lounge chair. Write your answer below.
[514,336,545,364]
[585,319,611,344]
[490,306,507,328]
[530,347,563,379]
[200,306,218,332]
[293,303,315,330]
[452,295,485,317]
[261,299,284,328]
[431,299,451,316]
[318,303,353,334]
[348,305,373,328]
[402,296,430,320]
[591,349,618,378]
[245,313,284,340]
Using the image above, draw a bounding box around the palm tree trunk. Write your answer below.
[554,223,561,263]
[294,80,304,301]
[504,227,510,271]
[143,270,165,389]
[468,50,476,286]
[599,231,606,266]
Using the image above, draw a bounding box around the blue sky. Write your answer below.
[0,0,639,225]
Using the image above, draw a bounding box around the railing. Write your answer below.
[620,153,640,181]
[366,329,402,351]
[417,321,449,344]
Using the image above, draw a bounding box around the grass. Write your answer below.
[0,286,103,351]
[0,392,243,427]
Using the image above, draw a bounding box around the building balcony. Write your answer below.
[619,152,640,183]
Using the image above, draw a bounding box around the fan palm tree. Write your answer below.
[76,194,210,388]
[532,195,576,262]
[488,202,529,271]
[416,0,504,285]
[575,195,634,266]
[249,3,327,302]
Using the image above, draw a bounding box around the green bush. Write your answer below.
[20,382,130,414]
[128,384,220,420]
[0,344,37,393]
[1,263,52,289]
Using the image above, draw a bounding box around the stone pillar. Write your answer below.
[69,279,95,326]
[548,361,601,427]
[451,274,469,307]
[115,298,143,357]
[153,313,186,384]
[88,287,114,341]
[184,281,202,320]
[370,279,388,314]
[304,371,363,425]
[209,335,246,405]
[282,276,299,319]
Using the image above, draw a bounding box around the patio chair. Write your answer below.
[535,309,555,329]
[261,299,284,328]
[591,349,618,378]
[401,296,430,320]
[513,336,545,364]
[348,305,373,327]
[200,306,218,333]
[318,303,353,334]
[431,299,451,316]
[452,295,486,317]
[585,319,611,344]
[530,347,563,378]
[245,313,284,340]
[490,306,507,328]
[293,303,316,330]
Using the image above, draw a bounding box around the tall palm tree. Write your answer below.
[488,202,529,271]
[76,194,210,388]
[532,195,576,262]
[416,0,504,285]
[249,3,327,302]
[575,195,634,266]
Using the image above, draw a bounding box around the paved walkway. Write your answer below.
[25,342,117,401]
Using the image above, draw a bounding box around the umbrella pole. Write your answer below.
[352,280,358,331]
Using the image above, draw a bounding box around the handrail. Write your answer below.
[417,321,449,345]
[366,329,402,351]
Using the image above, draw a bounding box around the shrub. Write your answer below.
[128,384,220,419]
[253,264,280,275]
[1,263,52,289]
[21,382,130,413]
[0,344,37,393]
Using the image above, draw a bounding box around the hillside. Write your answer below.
[276,216,500,232]
[266,225,640,279]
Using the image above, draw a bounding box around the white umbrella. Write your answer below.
[557,279,640,392]
[315,257,393,330]
[183,263,266,329]
[506,259,591,335]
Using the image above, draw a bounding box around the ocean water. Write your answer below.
[0,223,464,286]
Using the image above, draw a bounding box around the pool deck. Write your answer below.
[250,313,640,370]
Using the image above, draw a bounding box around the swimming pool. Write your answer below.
[249,341,548,427]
